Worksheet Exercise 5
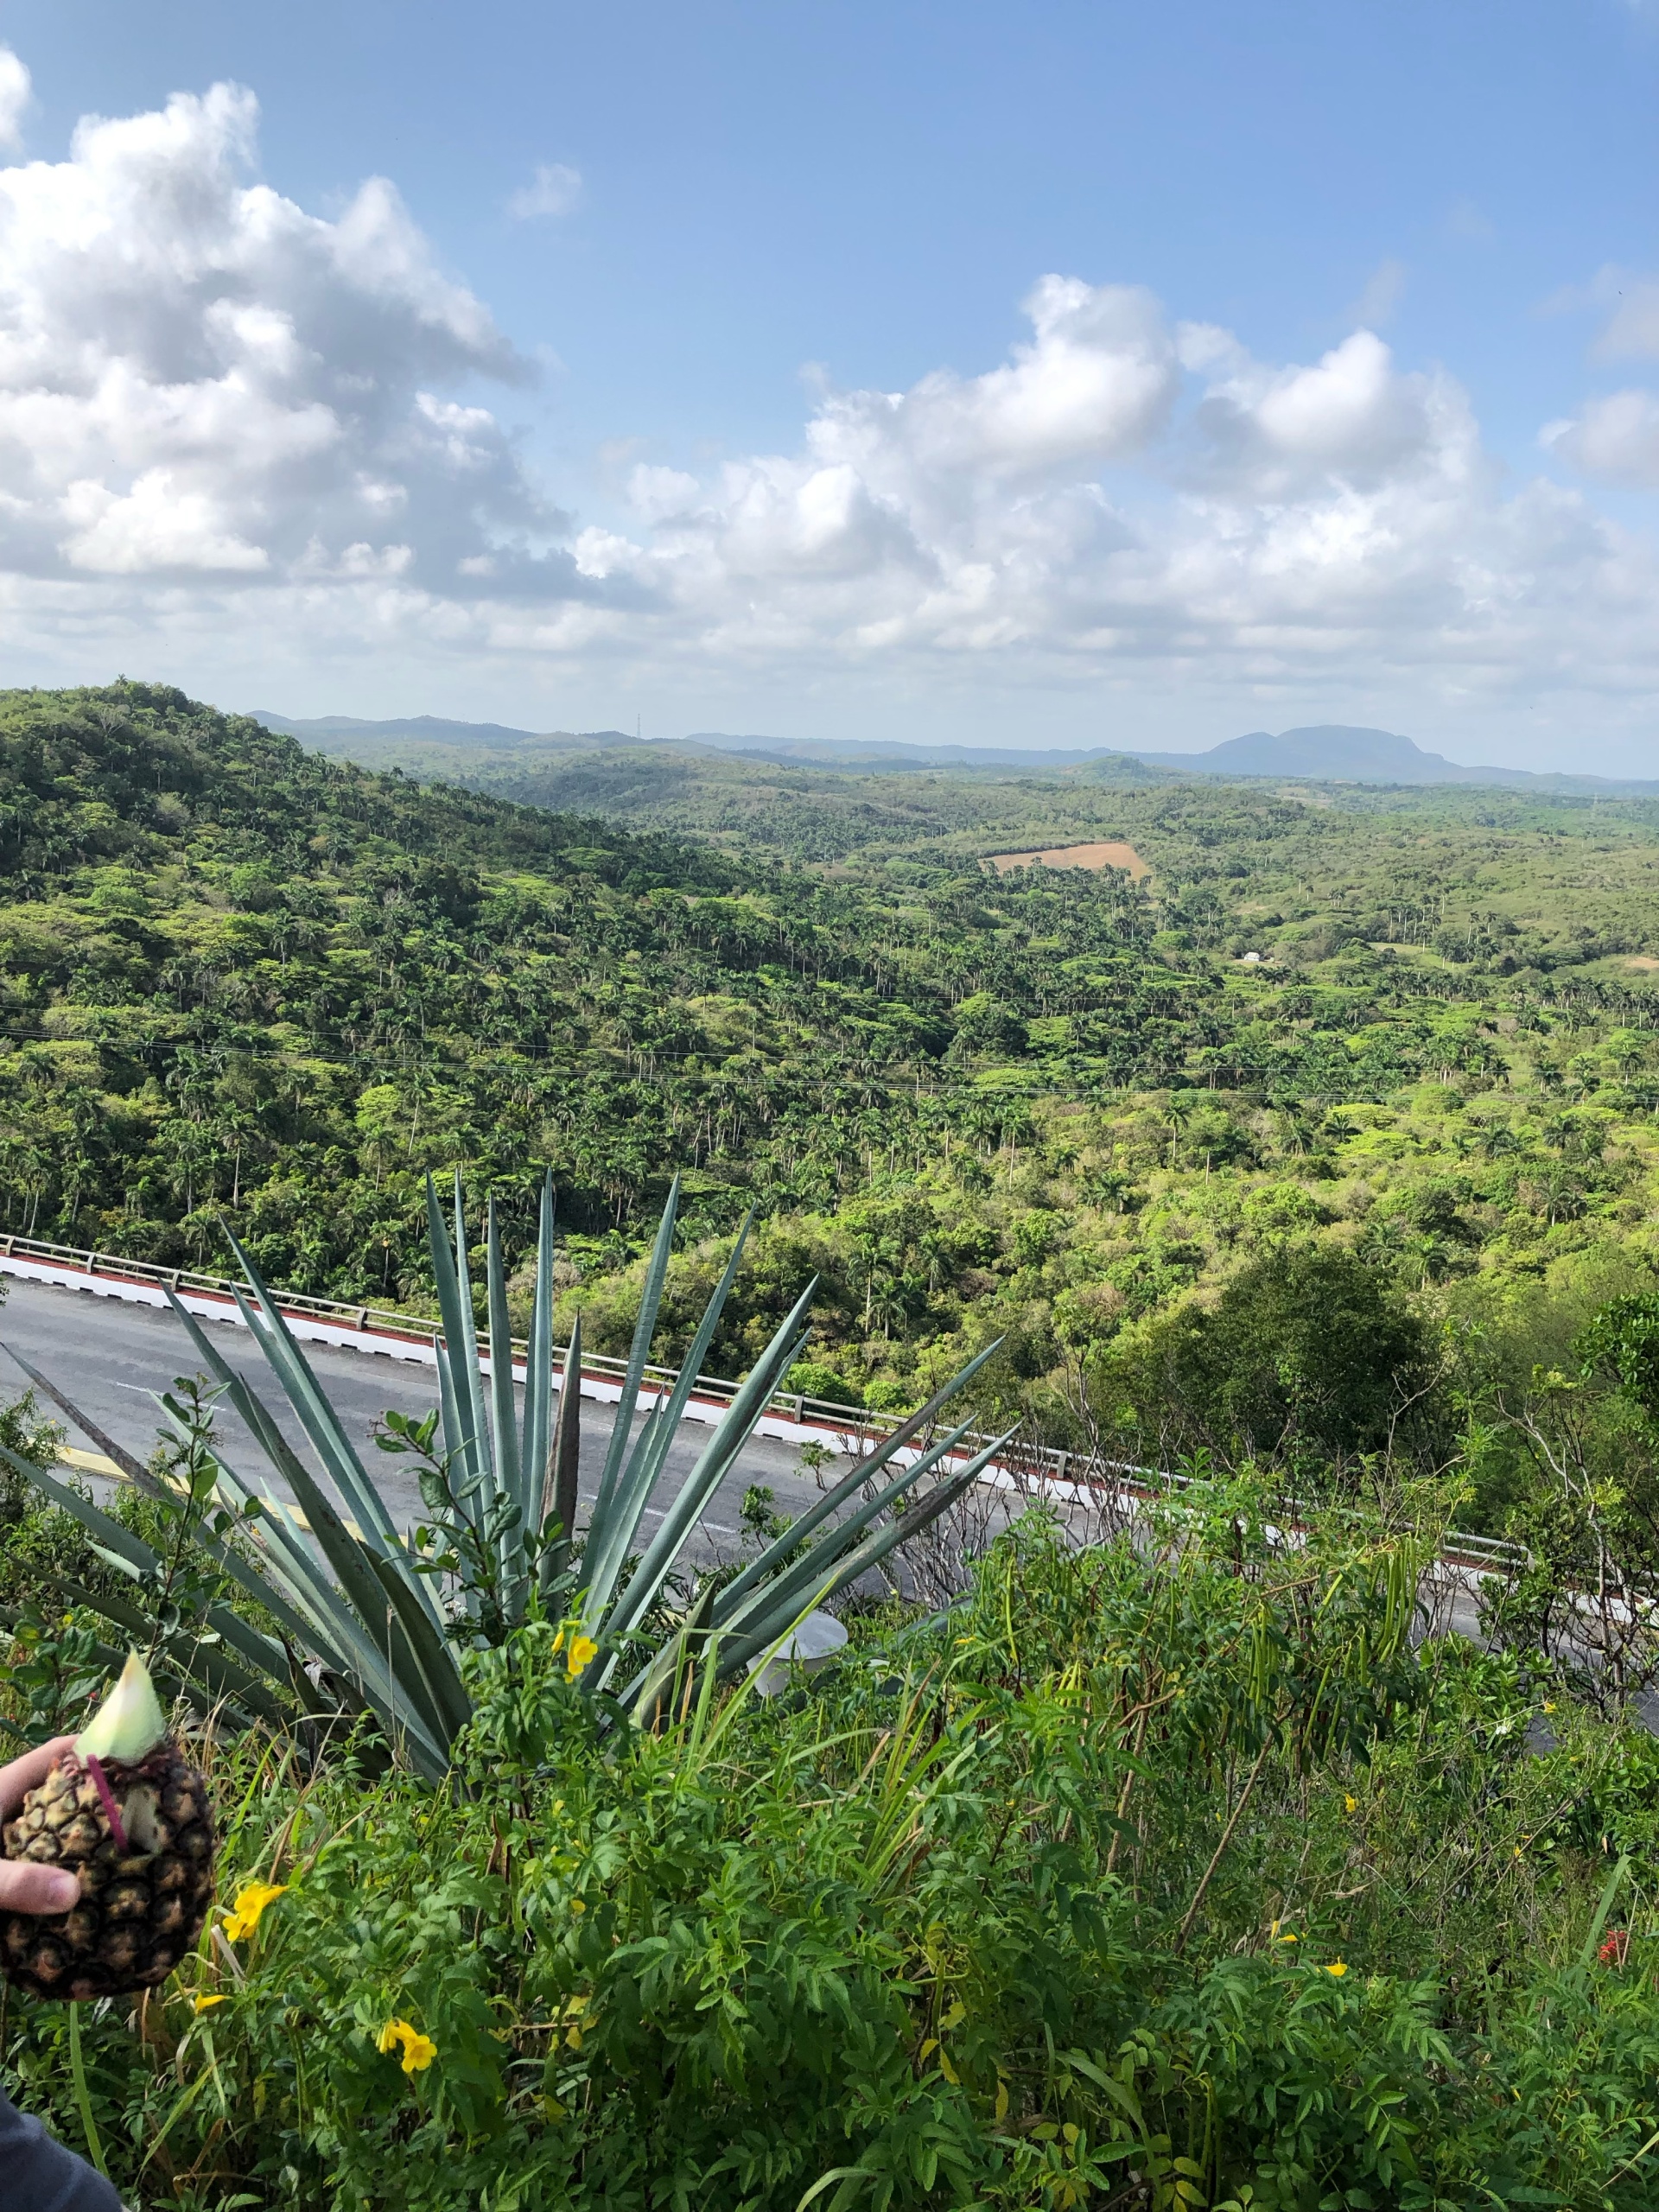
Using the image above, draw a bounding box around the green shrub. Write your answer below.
[9,1508,1659,2209]
[1117,1243,1437,1469]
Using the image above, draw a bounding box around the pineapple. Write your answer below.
[1,1653,217,2001]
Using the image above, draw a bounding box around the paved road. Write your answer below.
[0,1273,830,1563]
[9,1274,1653,1741]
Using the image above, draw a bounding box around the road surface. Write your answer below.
[0,1272,830,1562]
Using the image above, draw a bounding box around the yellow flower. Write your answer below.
[569,1897,587,1916]
[1344,1794,1357,1813]
[378,2018,438,2075]
[1325,1961,1348,1978]
[1543,1701,1557,1714]
[193,1993,228,2013]
[222,1883,287,1942]
[565,1633,598,1680]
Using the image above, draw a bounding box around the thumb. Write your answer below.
[0,1861,79,1914]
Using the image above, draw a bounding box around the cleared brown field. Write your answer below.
[987,838,1150,879]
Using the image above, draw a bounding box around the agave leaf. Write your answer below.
[142,1344,461,1757]
[218,1244,403,1553]
[0,1441,294,1725]
[430,1332,482,1551]
[236,1467,457,1757]
[710,1338,1001,1626]
[425,1173,488,1519]
[712,1417,976,1639]
[579,1389,668,1620]
[363,1553,473,1772]
[158,1288,446,1651]
[0,1363,449,1771]
[581,1219,768,1626]
[189,1453,374,1682]
[448,1172,491,1491]
[231,1502,450,1769]
[225,1489,442,1758]
[522,1173,556,1543]
[712,1431,1017,1684]
[194,1294,452,1671]
[251,1478,453,1751]
[39,1573,290,1732]
[625,1576,720,1733]
[594,1282,815,1658]
[484,1197,530,1626]
[588,1178,680,1537]
[0,1440,160,1576]
[539,1313,582,1595]
[0,1372,321,1675]
[484,1196,522,1546]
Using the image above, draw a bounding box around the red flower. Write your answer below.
[1599,1928,1630,1967]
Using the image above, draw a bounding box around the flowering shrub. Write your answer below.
[7,1515,1659,2208]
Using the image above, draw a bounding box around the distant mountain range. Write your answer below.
[246,712,1659,794]
[249,711,624,747]
[1122,724,1621,786]
[681,732,1141,769]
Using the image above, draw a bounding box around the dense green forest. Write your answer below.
[8,682,1659,1510]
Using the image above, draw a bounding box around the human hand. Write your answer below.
[0,1738,79,1913]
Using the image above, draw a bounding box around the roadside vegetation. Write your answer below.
[10,1438,1659,2210]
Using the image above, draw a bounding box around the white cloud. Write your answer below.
[1544,389,1659,486]
[62,470,270,571]
[7,63,1659,752]
[1538,270,1659,489]
[0,76,583,600]
[1185,329,1475,505]
[578,308,1643,724]
[506,162,582,220]
[806,278,1178,492]
[0,48,29,153]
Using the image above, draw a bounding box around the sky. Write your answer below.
[1,1,1658,766]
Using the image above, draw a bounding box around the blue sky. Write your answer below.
[1,0,1657,766]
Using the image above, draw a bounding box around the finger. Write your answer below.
[0,1736,76,1821]
[0,1859,79,1915]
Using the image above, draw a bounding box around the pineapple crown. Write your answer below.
[75,1651,168,1764]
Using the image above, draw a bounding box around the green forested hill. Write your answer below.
[8,682,1659,1504]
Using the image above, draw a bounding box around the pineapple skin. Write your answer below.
[0,1743,217,2001]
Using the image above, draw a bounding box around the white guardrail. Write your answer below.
[0,1231,1529,1572]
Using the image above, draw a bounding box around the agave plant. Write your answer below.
[0,1173,1008,1778]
